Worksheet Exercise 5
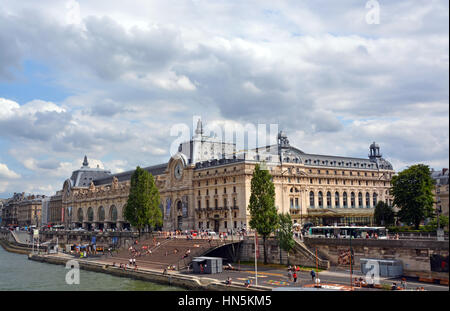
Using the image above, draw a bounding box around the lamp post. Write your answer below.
[435,185,444,241]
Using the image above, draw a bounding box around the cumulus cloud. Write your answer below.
[0,0,448,197]
[0,163,20,179]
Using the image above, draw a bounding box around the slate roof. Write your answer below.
[93,163,167,186]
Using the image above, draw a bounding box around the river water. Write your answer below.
[0,247,182,291]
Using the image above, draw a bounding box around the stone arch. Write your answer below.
[309,191,315,208]
[318,191,323,208]
[335,192,340,208]
[98,206,105,222]
[77,208,84,223]
[87,207,94,222]
[109,205,118,222]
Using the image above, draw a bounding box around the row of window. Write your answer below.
[309,191,378,208]
[197,167,238,177]
[198,197,238,209]
[198,220,241,229]
[75,205,118,222]
[308,169,380,176]
[304,159,377,169]
[198,186,237,196]
[308,179,385,186]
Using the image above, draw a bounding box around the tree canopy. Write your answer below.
[124,166,163,235]
[374,201,395,226]
[277,213,295,265]
[391,164,435,229]
[248,163,279,264]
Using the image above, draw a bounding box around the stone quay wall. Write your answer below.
[28,253,270,291]
[303,237,449,278]
[238,237,330,269]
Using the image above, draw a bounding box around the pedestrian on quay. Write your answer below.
[310,269,316,282]
[288,269,293,282]
[401,278,407,290]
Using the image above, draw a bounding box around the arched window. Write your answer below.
[358,192,363,208]
[351,192,355,208]
[373,193,378,207]
[77,208,83,222]
[98,206,105,222]
[87,207,94,222]
[366,192,370,208]
[318,191,323,208]
[309,191,315,208]
[343,192,348,208]
[110,205,118,221]
[335,192,340,208]
[326,192,331,208]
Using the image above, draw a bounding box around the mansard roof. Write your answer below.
[69,167,112,187]
[93,163,167,186]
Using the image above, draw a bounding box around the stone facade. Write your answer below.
[56,121,394,231]
[49,191,63,225]
[431,168,449,218]
[1,192,45,227]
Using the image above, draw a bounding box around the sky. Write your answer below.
[0,0,448,198]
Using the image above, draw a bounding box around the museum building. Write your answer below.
[58,120,395,231]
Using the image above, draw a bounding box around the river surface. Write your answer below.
[0,247,182,291]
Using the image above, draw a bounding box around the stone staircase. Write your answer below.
[101,236,231,271]
[290,239,330,269]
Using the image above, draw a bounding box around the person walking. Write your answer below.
[288,269,293,282]
[293,272,298,284]
[310,269,316,282]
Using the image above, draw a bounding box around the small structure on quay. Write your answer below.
[192,256,223,274]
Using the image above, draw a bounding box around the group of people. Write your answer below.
[286,266,320,285]
[112,261,138,271]
[181,249,191,259]
[286,265,302,284]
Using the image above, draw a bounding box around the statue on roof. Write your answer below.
[278,131,290,148]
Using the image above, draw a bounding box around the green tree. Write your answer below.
[124,166,163,236]
[426,215,449,230]
[374,201,395,226]
[248,163,279,264]
[276,213,295,265]
[391,164,435,229]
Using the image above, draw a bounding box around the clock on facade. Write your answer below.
[174,162,183,180]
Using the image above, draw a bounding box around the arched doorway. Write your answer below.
[77,208,83,228]
[176,200,183,230]
[110,205,118,230]
[98,206,105,230]
[87,207,94,231]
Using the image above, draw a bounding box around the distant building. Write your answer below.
[48,191,63,225]
[1,192,45,227]
[41,197,50,226]
[431,168,449,218]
